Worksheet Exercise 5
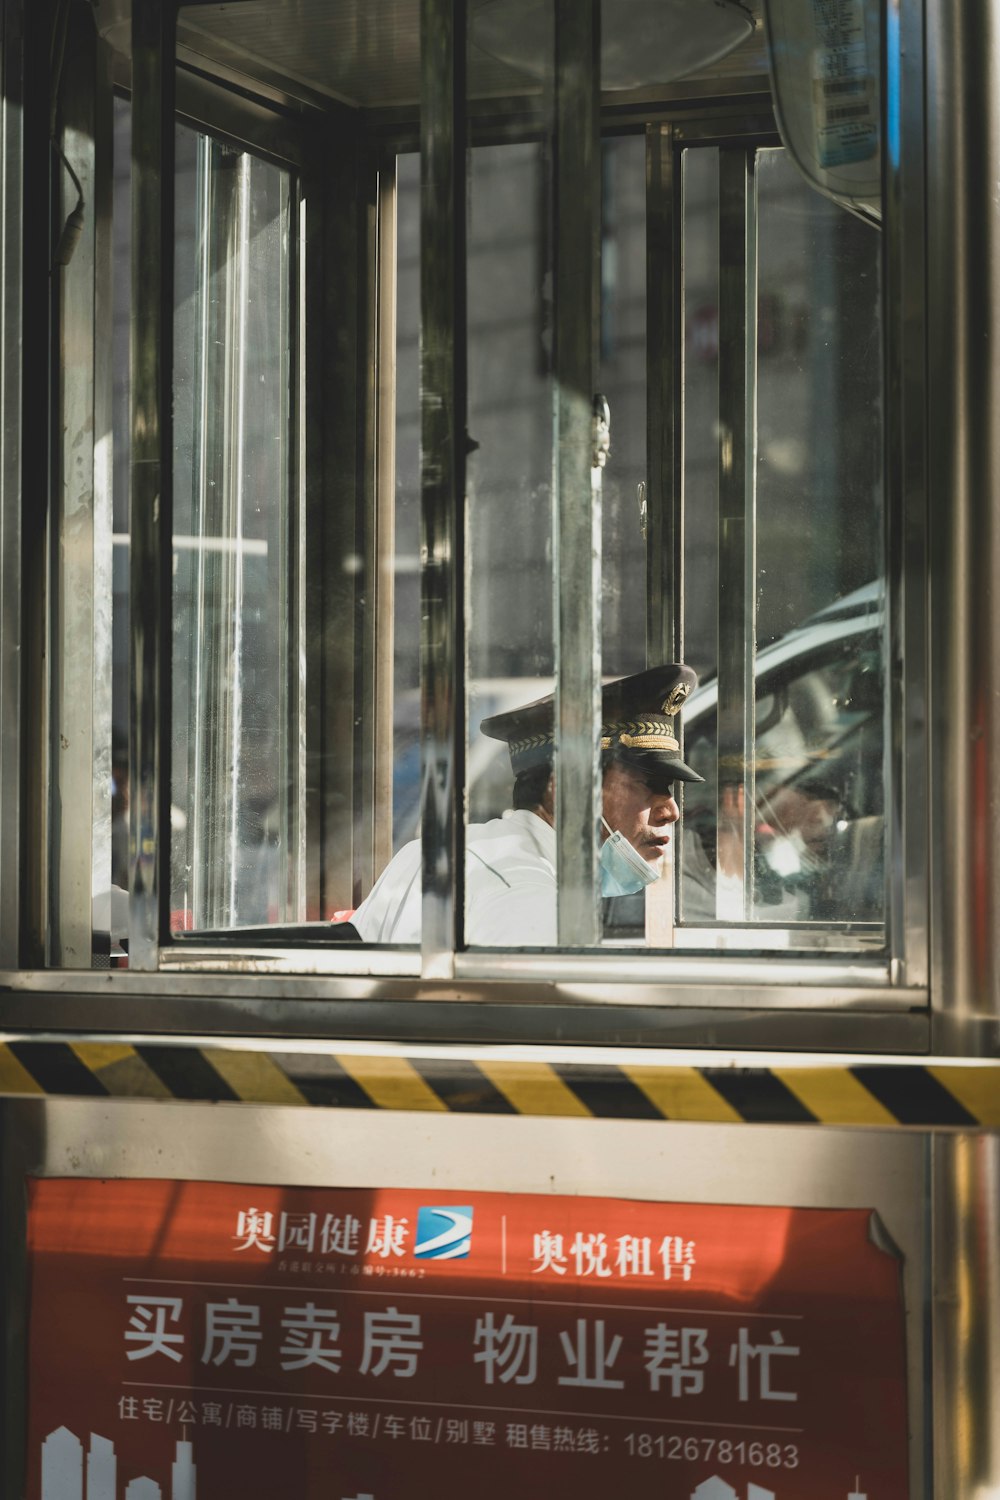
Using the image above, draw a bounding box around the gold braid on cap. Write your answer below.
[508,730,555,760]
[508,684,690,761]
[510,722,681,758]
[601,718,679,752]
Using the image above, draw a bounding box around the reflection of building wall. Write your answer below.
[683,147,881,675]
[396,140,650,688]
[397,140,881,689]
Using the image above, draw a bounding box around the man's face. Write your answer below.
[601,762,681,870]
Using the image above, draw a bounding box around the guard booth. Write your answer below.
[0,0,998,1495]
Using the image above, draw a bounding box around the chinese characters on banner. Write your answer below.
[26,1179,908,1499]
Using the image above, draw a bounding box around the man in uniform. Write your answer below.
[352,663,704,945]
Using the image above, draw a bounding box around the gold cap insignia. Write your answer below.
[661,681,691,716]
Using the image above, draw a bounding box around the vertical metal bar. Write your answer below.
[375,155,398,879]
[50,15,113,966]
[225,155,250,921]
[20,0,51,968]
[716,148,756,921]
[129,0,175,967]
[186,133,213,926]
[0,0,24,968]
[645,122,681,668]
[645,123,683,942]
[300,168,324,921]
[924,0,1000,1048]
[554,0,601,948]
[92,38,115,957]
[49,20,84,965]
[356,141,391,896]
[420,0,466,972]
[883,0,927,991]
[933,1135,1000,1493]
[300,147,328,917]
[281,170,304,922]
[305,112,362,917]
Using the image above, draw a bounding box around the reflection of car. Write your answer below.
[679,581,884,924]
[391,582,884,925]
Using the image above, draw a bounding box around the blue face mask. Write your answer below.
[599,816,661,897]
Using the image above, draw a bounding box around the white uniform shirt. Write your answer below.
[353,808,557,945]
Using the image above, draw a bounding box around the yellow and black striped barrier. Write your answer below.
[1,1037,999,1127]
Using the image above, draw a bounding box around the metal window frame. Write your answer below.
[552,0,603,948]
[0,0,24,971]
[0,963,929,1052]
[419,0,467,975]
[883,0,929,1007]
[924,0,1000,1054]
[18,0,54,971]
[370,146,399,889]
[49,12,116,968]
[303,101,374,920]
[128,0,176,969]
[127,14,322,937]
[173,137,298,929]
[131,17,905,996]
[716,145,758,919]
[760,0,935,1019]
[95,11,399,956]
[0,1,940,1054]
[647,111,895,943]
[146,59,323,934]
[644,121,682,671]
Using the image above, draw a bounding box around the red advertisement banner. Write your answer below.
[26,1177,908,1499]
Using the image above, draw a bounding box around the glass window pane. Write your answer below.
[758,146,881,930]
[675,145,721,930]
[753,147,883,926]
[139,31,886,963]
[755,148,881,639]
[463,131,557,947]
[465,136,556,785]
[600,134,648,681]
[159,4,428,947]
[170,128,294,932]
[678,144,884,938]
[353,13,560,949]
[680,146,721,690]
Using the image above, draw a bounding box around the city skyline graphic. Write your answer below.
[37,1423,877,1500]
[691,1481,777,1499]
[40,1427,196,1500]
[689,1481,869,1499]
